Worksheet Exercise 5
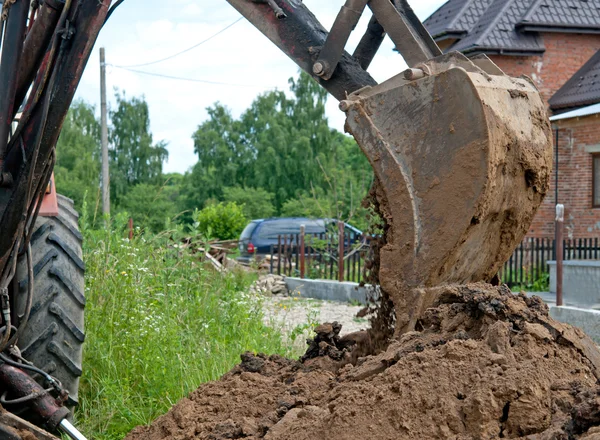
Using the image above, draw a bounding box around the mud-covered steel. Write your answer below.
[314,0,369,80]
[0,363,69,430]
[353,16,385,71]
[0,0,111,278]
[0,411,58,440]
[226,0,377,101]
[369,0,441,66]
[344,54,553,333]
[14,0,65,117]
[0,0,29,160]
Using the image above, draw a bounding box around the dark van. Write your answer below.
[237,217,362,264]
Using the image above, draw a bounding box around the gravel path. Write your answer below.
[261,294,371,348]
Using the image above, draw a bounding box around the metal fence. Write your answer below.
[268,231,600,288]
[268,222,373,282]
[501,237,600,289]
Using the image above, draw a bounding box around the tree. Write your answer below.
[190,72,372,214]
[239,73,334,209]
[191,105,251,196]
[222,186,275,219]
[54,100,101,217]
[280,194,330,218]
[118,183,177,233]
[189,72,373,222]
[109,90,169,204]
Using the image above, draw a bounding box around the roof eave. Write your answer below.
[549,103,600,121]
[517,23,600,35]
[550,98,600,112]
[460,46,545,57]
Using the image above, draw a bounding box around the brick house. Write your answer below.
[424,0,600,239]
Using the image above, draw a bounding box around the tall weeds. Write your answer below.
[76,216,291,439]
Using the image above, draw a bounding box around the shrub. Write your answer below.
[193,202,247,240]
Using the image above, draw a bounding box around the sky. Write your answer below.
[75,0,448,173]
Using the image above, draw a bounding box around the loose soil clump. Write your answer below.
[125,283,600,440]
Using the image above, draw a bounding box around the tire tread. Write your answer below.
[15,198,85,405]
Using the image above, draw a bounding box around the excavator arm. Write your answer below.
[227,0,553,332]
[0,1,553,438]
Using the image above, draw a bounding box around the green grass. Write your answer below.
[501,268,550,292]
[75,223,293,439]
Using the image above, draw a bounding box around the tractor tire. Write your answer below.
[14,194,85,406]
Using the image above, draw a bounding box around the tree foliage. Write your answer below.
[186,72,373,226]
[109,90,169,205]
[222,186,275,220]
[54,100,101,217]
[118,183,177,233]
[55,73,375,235]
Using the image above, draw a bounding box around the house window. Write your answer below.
[594,154,600,208]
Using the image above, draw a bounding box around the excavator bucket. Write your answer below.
[341,53,553,332]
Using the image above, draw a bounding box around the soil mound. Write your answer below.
[125,283,600,440]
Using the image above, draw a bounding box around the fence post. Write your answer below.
[300,225,305,279]
[128,217,134,240]
[277,235,282,276]
[338,221,344,282]
[556,204,564,306]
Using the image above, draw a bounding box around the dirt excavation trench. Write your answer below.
[125,283,600,440]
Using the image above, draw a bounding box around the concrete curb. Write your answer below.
[549,305,600,344]
[285,277,378,305]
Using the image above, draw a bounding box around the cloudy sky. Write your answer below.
[75,0,447,173]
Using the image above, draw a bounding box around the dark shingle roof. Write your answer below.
[549,50,600,110]
[424,0,600,55]
[519,0,600,33]
[426,0,494,39]
[452,0,543,54]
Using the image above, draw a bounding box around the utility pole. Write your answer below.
[100,47,110,216]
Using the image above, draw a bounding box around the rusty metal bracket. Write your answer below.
[0,0,29,161]
[313,0,369,80]
[368,0,441,66]
[227,0,376,101]
[352,16,385,71]
[1,0,17,22]
[252,0,286,19]
[312,0,443,82]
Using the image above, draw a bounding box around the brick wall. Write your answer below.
[528,114,600,239]
[490,33,600,105]
[486,33,600,239]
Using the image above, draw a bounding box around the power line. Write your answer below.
[110,65,272,89]
[114,18,243,68]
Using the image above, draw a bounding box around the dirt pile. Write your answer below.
[125,283,600,440]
